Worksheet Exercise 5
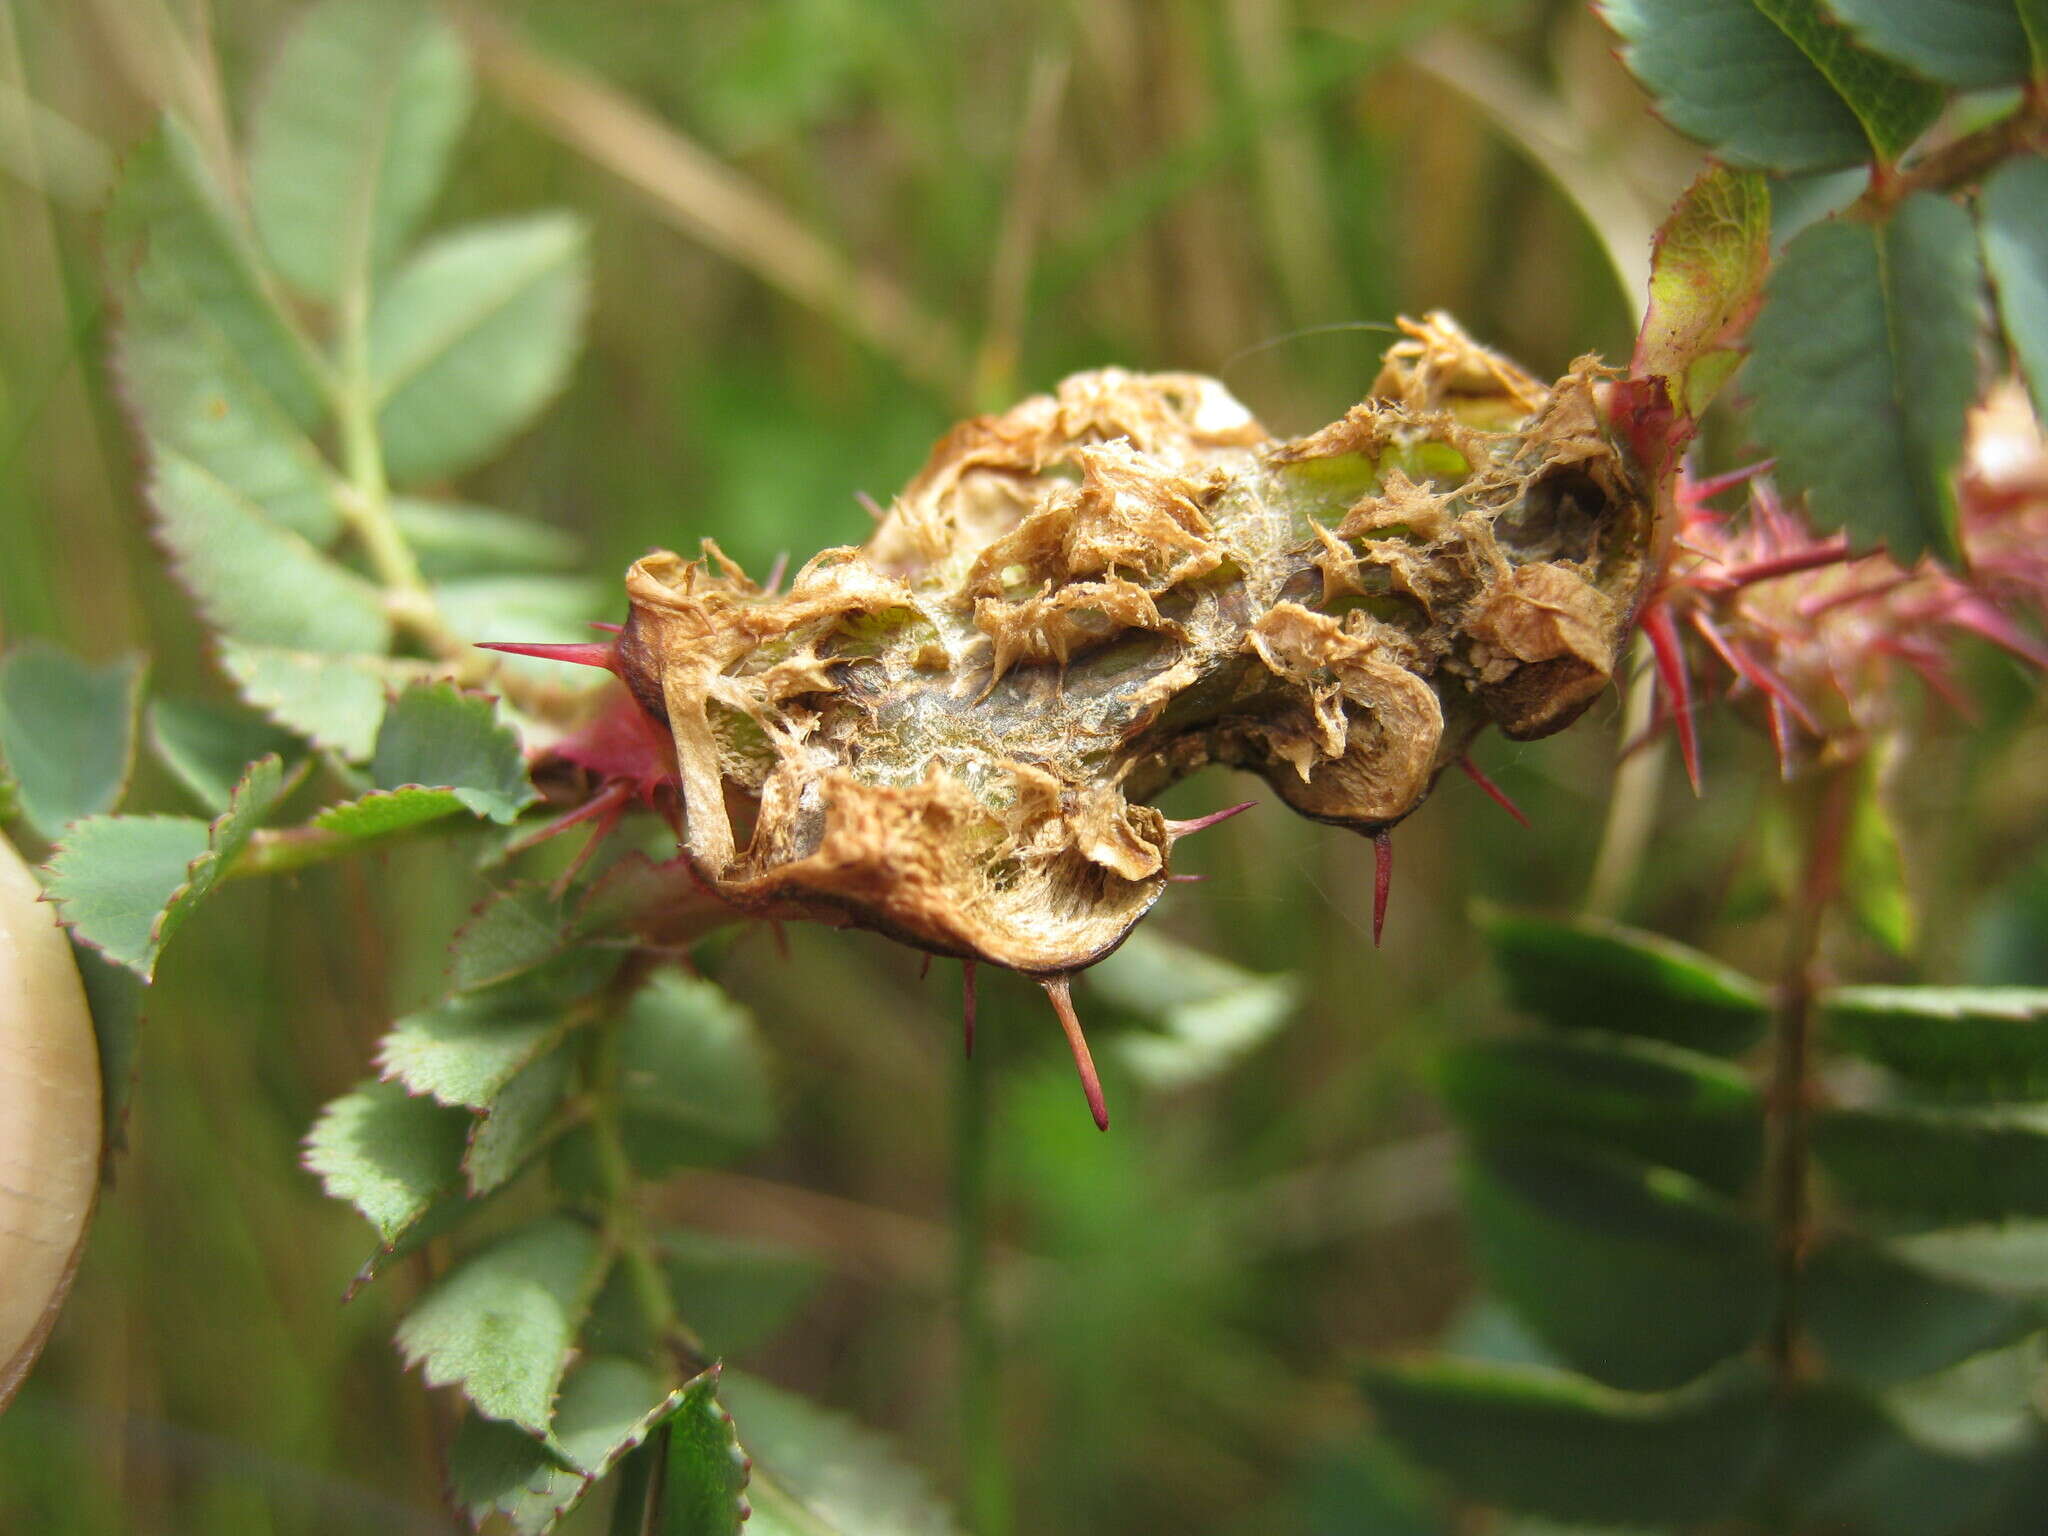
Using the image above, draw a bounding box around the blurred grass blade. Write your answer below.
[250,0,474,301]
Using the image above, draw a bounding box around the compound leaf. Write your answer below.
[250,0,473,301]
[396,1215,608,1434]
[1745,192,1983,564]
[0,642,146,842]
[370,213,589,483]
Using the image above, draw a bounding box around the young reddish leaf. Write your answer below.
[1981,154,2048,425]
[1633,164,1771,417]
[1745,193,1984,565]
[0,643,147,843]
[395,1215,608,1434]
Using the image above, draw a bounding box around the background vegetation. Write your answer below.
[1,1,2044,1532]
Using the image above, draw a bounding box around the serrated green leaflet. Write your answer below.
[43,816,208,977]
[1982,155,2048,425]
[1823,0,2035,88]
[0,642,146,842]
[146,697,299,814]
[644,1370,752,1536]
[1478,909,1769,1055]
[616,971,776,1176]
[250,0,473,302]
[1815,1105,2048,1224]
[1753,0,1944,161]
[106,118,340,544]
[369,681,535,824]
[376,997,570,1112]
[396,1215,609,1434]
[1436,1033,1764,1196]
[1804,1238,2040,1385]
[1090,927,1299,1089]
[722,1372,961,1536]
[150,447,391,653]
[465,1046,574,1197]
[449,886,572,993]
[1361,1359,1771,1526]
[1459,1138,1773,1390]
[1601,0,1883,171]
[303,1077,470,1247]
[1745,193,1983,564]
[1823,986,2048,1099]
[150,755,299,960]
[370,213,590,483]
[392,498,583,579]
[1634,165,1771,416]
[217,642,420,760]
[450,1355,671,1535]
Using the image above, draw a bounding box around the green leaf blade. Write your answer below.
[395,1215,608,1434]
[1601,0,1883,171]
[1754,0,1946,160]
[370,213,590,483]
[1823,0,2035,88]
[1436,1033,1764,1196]
[1360,1359,1771,1526]
[391,498,583,579]
[377,995,567,1111]
[1634,164,1773,416]
[616,971,776,1176]
[1745,194,1984,564]
[1478,909,1770,1055]
[217,642,421,760]
[1814,1105,2048,1224]
[1982,154,2048,424]
[303,1076,470,1247]
[0,642,146,842]
[1824,985,2048,1099]
[146,697,299,814]
[369,681,535,824]
[107,118,339,543]
[43,815,210,977]
[1458,1138,1775,1390]
[1804,1238,2040,1385]
[249,0,473,301]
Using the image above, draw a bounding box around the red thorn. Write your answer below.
[769,921,790,961]
[763,552,790,596]
[856,490,885,520]
[918,952,933,981]
[475,640,618,671]
[1682,459,1775,506]
[1456,754,1530,829]
[1371,829,1392,949]
[1164,800,1257,838]
[588,621,625,634]
[1041,975,1108,1130]
[1168,872,1208,883]
[1688,609,1822,734]
[1639,603,1701,795]
[962,959,978,1060]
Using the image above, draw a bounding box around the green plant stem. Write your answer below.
[954,1030,1013,1536]
[1765,763,1852,1386]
